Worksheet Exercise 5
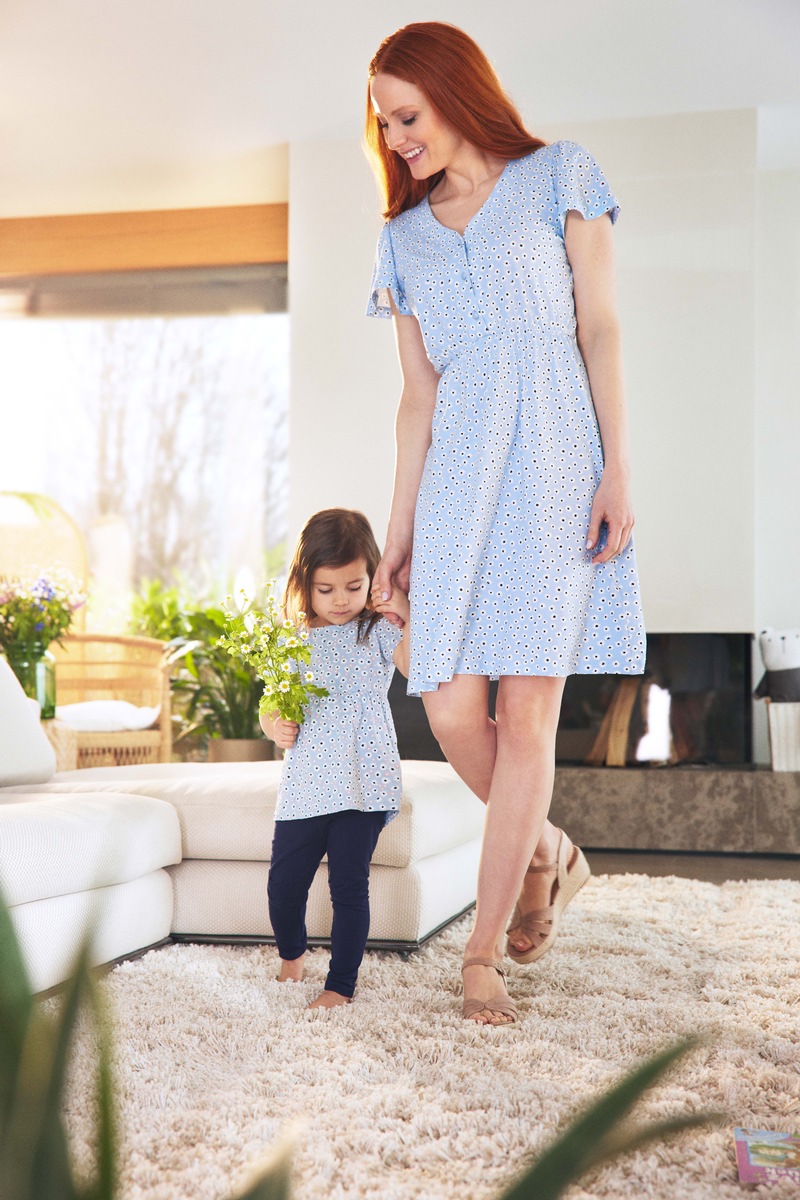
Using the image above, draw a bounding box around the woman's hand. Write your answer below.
[372,543,412,623]
[260,710,299,749]
[374,587,410,627]
[586,467,634,563]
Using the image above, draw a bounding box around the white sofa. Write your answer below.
[0,659,484,992]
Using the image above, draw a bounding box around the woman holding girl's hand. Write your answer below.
[364,23,645,1024]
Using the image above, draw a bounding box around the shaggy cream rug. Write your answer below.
[64,874,800,1200]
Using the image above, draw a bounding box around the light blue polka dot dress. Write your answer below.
[367,141,646,696]
[275,618,403,823]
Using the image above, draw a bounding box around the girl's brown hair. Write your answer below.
[283,508,382,641]
[365,21,546,220]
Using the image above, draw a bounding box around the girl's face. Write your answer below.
[370,72,463,180]
[310,559,370,626]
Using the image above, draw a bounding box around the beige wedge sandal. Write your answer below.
[505,830,591,964]
[461,957,518,1024]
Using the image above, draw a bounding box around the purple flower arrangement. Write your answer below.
[0,573,87,656]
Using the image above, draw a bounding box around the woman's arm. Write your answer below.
[373,298,440,602]
[565,209,634,564]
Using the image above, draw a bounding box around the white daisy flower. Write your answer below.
[279,680,291,693]
[305,671,314,683]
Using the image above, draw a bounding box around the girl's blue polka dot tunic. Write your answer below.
[276,618,403,822]
[367,140,646,696]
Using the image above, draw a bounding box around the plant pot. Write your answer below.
[5,643,57,719]
[207,737,273,763]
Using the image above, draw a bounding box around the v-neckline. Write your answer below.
[424,158,512,238]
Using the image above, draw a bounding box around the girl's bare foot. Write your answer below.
[307,989,351,1010]
[277,954,306,982]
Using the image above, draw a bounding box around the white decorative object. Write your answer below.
[759,627,800,671]
[766,700,800,772]
[0,657,55,786]
[55,700,160,732]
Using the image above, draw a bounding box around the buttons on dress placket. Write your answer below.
[462,241,481,321]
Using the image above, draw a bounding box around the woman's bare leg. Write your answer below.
[424,674,567,1023]
[422,675,573,964]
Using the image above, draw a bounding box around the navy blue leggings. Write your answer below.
[268,809,386,998]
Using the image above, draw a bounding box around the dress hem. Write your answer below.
[407,662,646,696]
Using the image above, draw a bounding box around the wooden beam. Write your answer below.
[0,204,288,276]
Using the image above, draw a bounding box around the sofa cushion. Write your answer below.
[10,871,173,994]
[168,837,482,944]
[0,658,55,786]
[55,700,161,731]
[0,792,182,907]
[7,760,485,868]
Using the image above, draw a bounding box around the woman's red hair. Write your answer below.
[365,22,546,220]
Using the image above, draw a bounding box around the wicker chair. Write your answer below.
[52,633,172,768]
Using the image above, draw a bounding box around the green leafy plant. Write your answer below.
[0,883,292,1200]
[129,577,192,643]
[219,585,329,724]
[497,1036,719,1198]
[169,604,268,741]
[129,580,270,743]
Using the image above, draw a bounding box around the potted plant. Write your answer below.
[170,602,273,761]
[0,573,86,719]
[130,579,269,762]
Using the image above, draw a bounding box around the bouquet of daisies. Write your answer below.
[219,582,328,724]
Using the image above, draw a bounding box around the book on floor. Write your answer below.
[734,1128,800,1184]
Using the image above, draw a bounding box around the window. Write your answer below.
[0,266,288,617]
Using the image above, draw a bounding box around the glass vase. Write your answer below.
[5,643,57,720]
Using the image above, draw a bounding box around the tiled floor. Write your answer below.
[585,849,800,883]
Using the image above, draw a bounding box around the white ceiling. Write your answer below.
[2,0,799,216]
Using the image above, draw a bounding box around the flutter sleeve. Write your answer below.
[375,617,403,665]
[552,140,620,240]
[366,223,413,318]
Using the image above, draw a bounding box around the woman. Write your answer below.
[365,22,645,1025]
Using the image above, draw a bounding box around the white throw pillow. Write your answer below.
[0,657,56,786]
[55,700,161,732]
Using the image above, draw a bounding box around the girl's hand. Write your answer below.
[586,468,634,564]
[374,588,410,627]
[272,719,299,750]
[260,710,299,749]
[372,544,412,623]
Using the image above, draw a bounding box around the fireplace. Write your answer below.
[388,633,753,767]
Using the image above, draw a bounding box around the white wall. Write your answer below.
[755,165,800,632]
[287,141,395,547]
[752,127,800,762]
[288,112,764,635]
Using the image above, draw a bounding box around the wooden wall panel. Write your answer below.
[0,204,288,276]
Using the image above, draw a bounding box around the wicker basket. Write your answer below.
[765,699,800,772]
[52,633,172,769]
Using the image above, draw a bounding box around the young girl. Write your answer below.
[260,508,410,1010]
